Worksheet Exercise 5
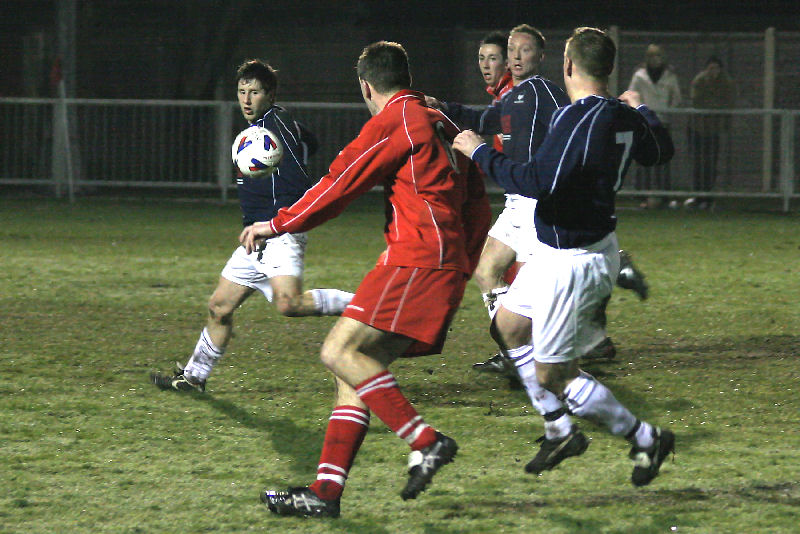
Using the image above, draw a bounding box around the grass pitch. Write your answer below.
[2,195,799,533]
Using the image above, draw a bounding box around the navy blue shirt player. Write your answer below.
[454,27,677,490]
[150,59,353,394]
[443,75,569,165]
[239,105,318,226]
[469,95,673,248]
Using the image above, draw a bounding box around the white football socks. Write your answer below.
[183,328,224,381]
[507,344,573,440]
[310,289,355,316]
[481,286,509,321]
[563,371,654,448]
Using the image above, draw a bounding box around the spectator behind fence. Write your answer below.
[628,44,681,209]
[686,56,736,210]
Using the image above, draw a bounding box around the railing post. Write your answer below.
[779,112,795,212]
[215,101,233,202]
[51,100,66,198]
[608,25,620,96]
[762,27,775,192]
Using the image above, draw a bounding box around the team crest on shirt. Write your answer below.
[514,93,525,103]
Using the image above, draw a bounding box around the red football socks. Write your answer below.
[309,405,369,500]
[355,370,436,450]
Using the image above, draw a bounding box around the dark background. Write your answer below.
[2,0,799,102]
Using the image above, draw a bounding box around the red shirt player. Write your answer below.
[241,41,491,519]
[478,30,513,153]
[477,31,519,284]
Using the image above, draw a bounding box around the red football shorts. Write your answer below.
[342,265,468,356]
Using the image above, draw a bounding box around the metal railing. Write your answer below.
[0,98,797,211]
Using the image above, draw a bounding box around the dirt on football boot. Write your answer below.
[630,427,675,486]
[525,427,590,474]
[150,364,206,392]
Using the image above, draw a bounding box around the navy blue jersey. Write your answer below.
[237,105,318,226]
[444,76,570,165]
[471,97,674,249]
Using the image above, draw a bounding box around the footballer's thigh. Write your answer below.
[474,236,518,292]
[320,316,413,386]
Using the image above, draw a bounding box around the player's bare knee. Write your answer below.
[208,299,235,326]
[274,296,301,317]
[538,362,579,394]
[319,340,346,371]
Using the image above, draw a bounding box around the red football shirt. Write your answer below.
[486,71,513,152]
[269,90,490,275]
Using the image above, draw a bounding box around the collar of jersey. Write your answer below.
[385,90,425,109]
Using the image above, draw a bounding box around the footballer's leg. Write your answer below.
[269,275,354,317]
[492,307,587,473]
[616,250,649,300]
[472,236,519,374]
[539,363,674,486]
[473,236,517,319]
[262,376,367,519]
[321,317,458,501]
[151,277,252,392]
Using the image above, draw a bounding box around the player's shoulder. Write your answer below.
[554,96,616,124]
[524,76,569,101]
[256,106,282,128]
[271,105,299,127]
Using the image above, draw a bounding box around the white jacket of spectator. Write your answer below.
[628,66,681,114]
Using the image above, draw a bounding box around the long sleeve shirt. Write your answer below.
[444,75,570,166]
[470,96,674,249]
[269,90,491,275]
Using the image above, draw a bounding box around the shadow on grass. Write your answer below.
[195,393,322,474]
[632,334,800,363]
[439,481,800,522]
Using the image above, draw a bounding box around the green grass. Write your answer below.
[2,195,799,533]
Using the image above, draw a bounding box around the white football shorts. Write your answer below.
[220,232,307,302]
[502,232,621,363]
[487,193,538,261]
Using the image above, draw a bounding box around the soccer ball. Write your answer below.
[231,126,283,178]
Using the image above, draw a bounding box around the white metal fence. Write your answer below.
[0,98,797,210]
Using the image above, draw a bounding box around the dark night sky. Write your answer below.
[1,0,798,99]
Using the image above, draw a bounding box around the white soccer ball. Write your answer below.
[231,126,283,178]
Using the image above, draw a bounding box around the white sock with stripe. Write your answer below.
[563,371,653,446]
[507,344,572,440]
[310,289,355,315]
[183,328,224,381]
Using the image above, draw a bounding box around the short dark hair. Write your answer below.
[480,30,508,59]
[236,59,278,94]
[356,41,411,93]
[566,27,617,79]
[510,24,546,51]
[706,56,723,68]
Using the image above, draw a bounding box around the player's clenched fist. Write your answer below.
[453,129,486,158]
[618,90,643,108]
